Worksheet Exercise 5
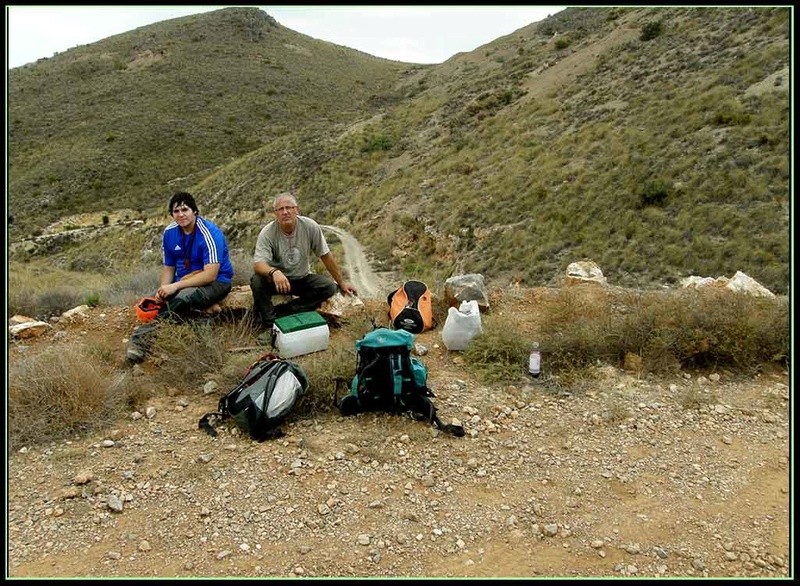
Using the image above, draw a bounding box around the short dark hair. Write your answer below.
[168,192,199,215]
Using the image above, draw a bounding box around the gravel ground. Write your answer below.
[7,327,791,578]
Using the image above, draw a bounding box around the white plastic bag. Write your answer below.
[441,300,482,351]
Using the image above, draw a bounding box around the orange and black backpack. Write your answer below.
[387,280,434,334]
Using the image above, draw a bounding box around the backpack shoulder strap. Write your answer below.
[417,395,465,437]
[198,411,225,437]
[388,351,404,400]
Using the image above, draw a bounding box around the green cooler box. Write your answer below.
[273,311,330,358]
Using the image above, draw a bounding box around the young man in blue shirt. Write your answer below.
[126,191,234,363]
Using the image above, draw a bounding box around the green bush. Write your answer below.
[640,21,664,41]
[85,292,101,307]
[639,179,672,208]
[712,100,752,126]
[554,37,572,50]
[361,133,393,153]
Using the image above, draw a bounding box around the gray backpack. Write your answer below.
[199,353,308,441]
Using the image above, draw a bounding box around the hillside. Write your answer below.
[7,7,417,238]
[7,7,792,295]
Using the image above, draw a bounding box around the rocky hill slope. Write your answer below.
[8,7,791,293]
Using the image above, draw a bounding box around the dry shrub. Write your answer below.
[149,321,228,388]
[8,343,140,449]
[463,312,530,384]
[538,286,620,372]
[619,288,789,373]
[614,290,681,372]
[536,286,789,379]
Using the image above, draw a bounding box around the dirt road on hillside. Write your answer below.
[322,225,393,299]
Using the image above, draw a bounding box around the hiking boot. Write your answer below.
[125,343,146,364]
[339,394,361,416]
[125,347,145,364]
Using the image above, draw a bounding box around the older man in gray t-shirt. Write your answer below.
[250,192,356,334]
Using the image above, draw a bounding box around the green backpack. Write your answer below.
[337,328,464,437]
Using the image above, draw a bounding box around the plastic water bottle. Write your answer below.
[528,342,541,378]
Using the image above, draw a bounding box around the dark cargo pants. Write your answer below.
[250,272,337,328]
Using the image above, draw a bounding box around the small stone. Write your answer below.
[73,471,94,485]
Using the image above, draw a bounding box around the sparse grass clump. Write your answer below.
[676,383,719,410]
[8,343,151,449]
[603,396,631,424]
[293,343,358,417]
[462,313,530,384]
[105,267,161,306]
[291,310,381,415]
[230,249,255,287]
[149,321,229,388]
[539,286,789,376]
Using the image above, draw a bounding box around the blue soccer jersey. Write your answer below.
[162,216,234,283]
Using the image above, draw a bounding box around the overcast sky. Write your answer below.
[6,5,567,69]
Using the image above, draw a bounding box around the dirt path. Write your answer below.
[321,225,392,299]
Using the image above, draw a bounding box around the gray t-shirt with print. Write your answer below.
[253,215,330,279]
